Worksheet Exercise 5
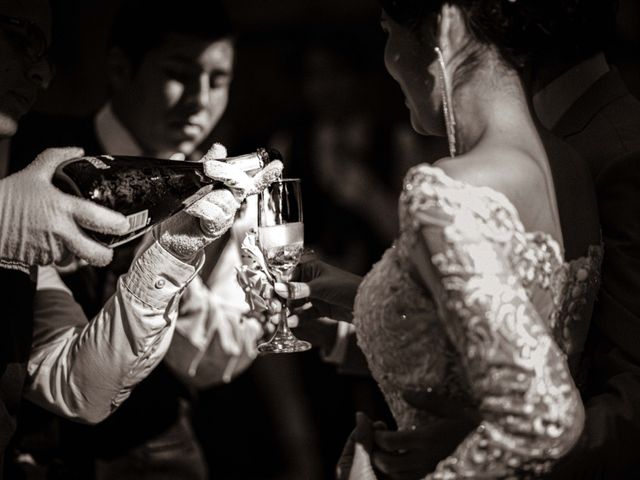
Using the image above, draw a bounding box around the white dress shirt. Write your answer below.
[28,238,204,424]
[27,102,259,422]
[97,104,257,383]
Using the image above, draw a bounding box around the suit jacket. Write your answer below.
[554,69,640,179]
[549,69,640,478]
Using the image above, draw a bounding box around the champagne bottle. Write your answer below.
[53,148,281,248]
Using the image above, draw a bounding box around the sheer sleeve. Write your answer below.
[402,166,584,478]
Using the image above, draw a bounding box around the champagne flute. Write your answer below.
[257,179,311,353]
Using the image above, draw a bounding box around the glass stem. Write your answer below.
[277,298,291,336]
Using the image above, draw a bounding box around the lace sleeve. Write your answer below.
[402,167,584,478]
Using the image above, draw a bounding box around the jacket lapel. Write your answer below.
[553,69,630,138]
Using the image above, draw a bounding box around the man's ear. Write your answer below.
[435,3,469,62]
[106,47,133,92]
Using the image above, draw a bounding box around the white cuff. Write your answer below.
[122,240,204,309]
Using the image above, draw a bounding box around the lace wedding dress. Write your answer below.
[353,164,602,478]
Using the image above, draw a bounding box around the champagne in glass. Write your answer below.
[259,222,304,280]
[257,179,311,353]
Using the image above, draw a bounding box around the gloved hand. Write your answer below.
[158,144,283,261]
[0,147,130,273]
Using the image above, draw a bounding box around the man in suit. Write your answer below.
[531,2,640,476]
[9,1,265,479]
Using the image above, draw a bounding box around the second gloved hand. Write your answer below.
[0,147,130,273]
[158,144,283,261]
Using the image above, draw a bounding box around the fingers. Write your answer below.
[274,281,311,300]
[242,319,263,357]
[60,223,115,267]
[201,142,228,162]
[373,420,388,431]
[202,159,254,193]
[33,147,85,176]
[157,211,210,260]
[201,148,282,199]
[287,314,299,328]
[291,260,361,310]
[287,304,319,327]
[336,428,357,480]
[269,298,283,314]
[354,412,374,451]
[185,189,238,222]
[246,160,284,195]
[300,248,317,263]
[186,189,238,239]
[215,308,242,357]
[69,197,130,235]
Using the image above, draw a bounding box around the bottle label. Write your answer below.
[125,209,150,234]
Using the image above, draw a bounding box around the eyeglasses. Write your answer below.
[0,14,49,64]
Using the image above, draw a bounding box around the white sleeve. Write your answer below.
[163,233,261,388]
[24,241,203,424]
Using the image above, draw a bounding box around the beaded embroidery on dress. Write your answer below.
[353,164,602,478]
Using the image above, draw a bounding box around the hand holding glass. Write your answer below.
[257,179,311,353]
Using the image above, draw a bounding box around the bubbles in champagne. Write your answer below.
[258,222,304,280]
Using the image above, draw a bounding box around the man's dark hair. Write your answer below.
[109,0,234,67]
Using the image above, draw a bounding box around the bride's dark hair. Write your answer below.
[380,0,618,71]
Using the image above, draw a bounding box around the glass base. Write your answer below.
[258,331,312,354]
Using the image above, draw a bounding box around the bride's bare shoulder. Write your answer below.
[432,150,546,207]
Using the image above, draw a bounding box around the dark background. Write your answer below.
[20,1,640,479]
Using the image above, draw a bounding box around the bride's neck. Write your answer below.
[451,58,536,155]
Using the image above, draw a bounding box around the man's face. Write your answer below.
[0,0,52,138]
[112,34,234,157]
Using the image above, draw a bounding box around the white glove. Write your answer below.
[158,144,283,261]
[0,147,130,273]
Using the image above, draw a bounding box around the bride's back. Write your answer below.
[433,131,600,263]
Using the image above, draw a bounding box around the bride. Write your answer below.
[280,0,603,477]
